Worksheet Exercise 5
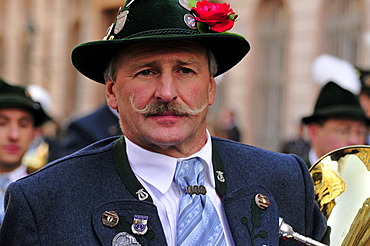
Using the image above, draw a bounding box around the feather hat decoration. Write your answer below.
[311,54,360,95]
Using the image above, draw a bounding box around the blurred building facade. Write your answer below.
[1,0,370,151]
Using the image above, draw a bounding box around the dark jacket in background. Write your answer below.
[61,104,121,156]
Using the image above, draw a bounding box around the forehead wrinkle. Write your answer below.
[175,57,198,66]
[155,56,200,68]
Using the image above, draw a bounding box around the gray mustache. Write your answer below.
[130,96,207,117]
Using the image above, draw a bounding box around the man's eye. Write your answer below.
[19,120,33,128]
[180,67,193,74]
[137,70,152,76]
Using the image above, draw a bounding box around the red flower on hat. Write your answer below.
[191,0,237,33]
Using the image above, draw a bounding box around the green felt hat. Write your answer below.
[0,79,51,126]
[71,0,250,84]
[302,81,370,125]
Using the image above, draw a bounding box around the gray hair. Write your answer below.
[103,41,218,82]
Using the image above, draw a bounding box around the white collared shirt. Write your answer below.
[125,132,234,245]
[7,164,28,183]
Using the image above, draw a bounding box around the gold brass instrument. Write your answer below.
[309,145,370,246]
[22,140,49,174]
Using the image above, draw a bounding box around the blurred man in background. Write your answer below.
[303,54,369,168]
[302,81,369,168]
[357,68,370,118]
[218,108,241,142]
[280,118,310,159]
[61,103,121,156]
[356,67,370,144]
[0,79,50,225]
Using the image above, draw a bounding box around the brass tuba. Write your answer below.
[309,145,370,246]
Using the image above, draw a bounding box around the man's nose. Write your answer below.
[9,125,20,140]
[154,74,178,102]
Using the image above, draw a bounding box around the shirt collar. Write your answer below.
[3,164,28,183]
[125,130,214,194]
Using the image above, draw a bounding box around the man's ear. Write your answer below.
[307,124,319,142]
[106,80,118,109]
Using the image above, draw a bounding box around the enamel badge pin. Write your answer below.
[216,171,225,182]
[136,189,149,201]
[179,0,191,10]
[114,8,129,34]
[131,215,148,235]
[184,14,197,29]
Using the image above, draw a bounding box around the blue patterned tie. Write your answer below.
[174,157,226,246]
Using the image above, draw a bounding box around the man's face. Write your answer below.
[308,118,367,158]
[106,42,216,157]
[0,108,36,172]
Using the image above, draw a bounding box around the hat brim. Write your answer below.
[302,107,370,125]
[0,95,51,126]
[72,33,250,84]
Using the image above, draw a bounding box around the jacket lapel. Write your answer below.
[212,143,280,246]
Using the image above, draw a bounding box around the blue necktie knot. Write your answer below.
[174,157,205,191]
